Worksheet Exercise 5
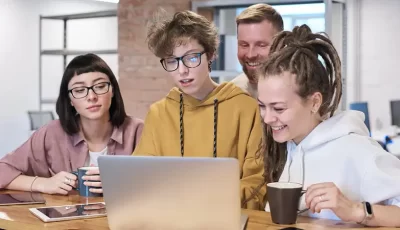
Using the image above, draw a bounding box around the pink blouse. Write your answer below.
[0,117,143,189]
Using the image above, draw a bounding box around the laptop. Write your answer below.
[98,156,248,230]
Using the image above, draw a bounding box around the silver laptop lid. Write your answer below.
[99,156,241,230]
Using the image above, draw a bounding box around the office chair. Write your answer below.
[348,102,388,151]
[27,111,55,131]
[390,100,400,129]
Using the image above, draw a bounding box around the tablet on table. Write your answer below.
[0,192,45,206]
[29,202,106,222]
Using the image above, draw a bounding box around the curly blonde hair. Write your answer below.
[147,9,219,60]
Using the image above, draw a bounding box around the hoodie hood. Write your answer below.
[282,110,370,187]
[293,110,370,152]
[165,82,249,157]
[166,82,247,109]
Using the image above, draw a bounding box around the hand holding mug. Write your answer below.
[81,167,102,194]
[305,182,363,222]
[72,167,103,197]
[35,171,77,195]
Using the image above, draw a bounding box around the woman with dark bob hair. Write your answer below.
[0,53,143,195]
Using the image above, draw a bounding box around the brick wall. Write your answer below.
[118,0,212,119]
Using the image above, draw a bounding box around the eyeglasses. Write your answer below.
[68,82,111,99]
[160,51,206,72]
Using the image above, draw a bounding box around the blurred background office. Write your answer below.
[1,0,400,157]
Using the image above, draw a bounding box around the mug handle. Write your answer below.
[298,190,309,214]
[71,171,79,191]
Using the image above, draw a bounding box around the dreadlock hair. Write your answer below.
[259,24,342,184]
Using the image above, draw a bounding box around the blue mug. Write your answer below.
[72,167,102,197]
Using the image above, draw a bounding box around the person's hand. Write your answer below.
[34,171,77,195]
[81,167,102,194]
[305,182,364,222]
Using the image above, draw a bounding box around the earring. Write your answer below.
[208,61,212,72]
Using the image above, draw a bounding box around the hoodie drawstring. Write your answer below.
[300,146,305,186]
[213,99,218,158]
[180,93,184,157]
[179,93,218,158]
[285,142,305,186]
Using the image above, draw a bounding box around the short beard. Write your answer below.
[242,66,258,85]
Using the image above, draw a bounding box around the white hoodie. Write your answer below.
[265,110,400,220]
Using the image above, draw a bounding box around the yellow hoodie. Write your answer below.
[133,82,266,210]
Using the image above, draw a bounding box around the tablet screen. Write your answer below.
[0,192,45,206]
[36,203,106,218]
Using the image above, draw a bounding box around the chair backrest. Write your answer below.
[349,102,371,132]
[27,111,55,130]
[390,100,400,127]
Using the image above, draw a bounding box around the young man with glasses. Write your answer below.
[133,10,266,210]
[0,54,143,195]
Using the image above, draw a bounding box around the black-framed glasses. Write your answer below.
[160,51,206,72]
[68,82,111,99]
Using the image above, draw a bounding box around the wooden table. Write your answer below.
[0,190,396,230]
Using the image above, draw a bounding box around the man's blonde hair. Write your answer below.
[236,3,284,32]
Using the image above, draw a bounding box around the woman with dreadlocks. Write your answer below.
[132,10,266,210]
[258,24,400,226]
